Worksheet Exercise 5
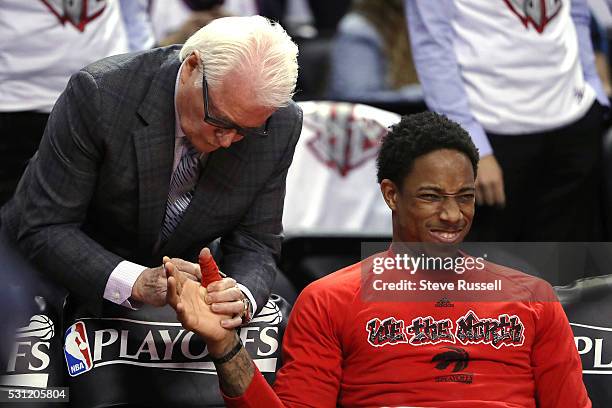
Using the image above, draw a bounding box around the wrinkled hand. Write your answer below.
[131,258,200,307]
[475,154,505,207]
[165,260,234,347]
[163,256,202,282]
[205,278,246,329]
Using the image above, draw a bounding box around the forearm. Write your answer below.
[210,332,286,407]
[210,333,256,397]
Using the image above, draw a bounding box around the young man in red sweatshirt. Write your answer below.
[166,112,590,407]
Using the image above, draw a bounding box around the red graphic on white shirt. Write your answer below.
[41,0,107,32]
[305,103,386,177]
[503,0,562,33]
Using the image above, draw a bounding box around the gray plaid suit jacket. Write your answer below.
[1,46,303,315]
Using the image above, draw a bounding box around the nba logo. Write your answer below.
[64,322,93,377]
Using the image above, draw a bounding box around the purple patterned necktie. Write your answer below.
[160,138,200,241]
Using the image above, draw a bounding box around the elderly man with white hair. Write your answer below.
[1,15,302,325]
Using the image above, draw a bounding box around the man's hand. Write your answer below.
[475,154,505,207]
[131,258,200,307]
[165,260,236,356]
[164,256,202,281]
[167,260,255,396]
[205,278,247,329]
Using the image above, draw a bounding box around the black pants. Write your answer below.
[467,102,605,242]
[0,111,49,206]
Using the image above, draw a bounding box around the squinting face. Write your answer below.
[176,53,275,153]
[382,149,476,245]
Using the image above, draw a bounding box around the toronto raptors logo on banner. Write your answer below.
[503,0,562,33]
[41,0,107,32]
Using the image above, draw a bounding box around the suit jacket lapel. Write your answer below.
[134,51,181,257]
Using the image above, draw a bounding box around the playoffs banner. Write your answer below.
[0,236,68,406]
[64,295,290,407]
[1,293,289,408]
[556,274,612,405]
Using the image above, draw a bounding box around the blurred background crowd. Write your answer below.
[2,0,612,290]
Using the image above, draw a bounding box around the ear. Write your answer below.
[380,179,400,211]
[184,51,200,75]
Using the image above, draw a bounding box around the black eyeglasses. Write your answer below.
[202,69,269,138]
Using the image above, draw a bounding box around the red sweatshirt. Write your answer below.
[224,252,590,407]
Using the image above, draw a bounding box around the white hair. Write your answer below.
[179,15,299,108]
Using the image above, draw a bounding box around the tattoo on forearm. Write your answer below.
[215,346,255,397]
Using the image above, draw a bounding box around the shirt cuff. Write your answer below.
[463,121,493,158]
[236,283,257,321]
[103,260,147,309]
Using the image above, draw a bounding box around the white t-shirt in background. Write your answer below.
[0,0,129,113]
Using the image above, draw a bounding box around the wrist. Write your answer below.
[130,281,142,303]
[211,336,243,365]
[130,267,151,303]
[208,331,240,359]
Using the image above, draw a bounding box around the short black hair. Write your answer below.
[376,111,479,188]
